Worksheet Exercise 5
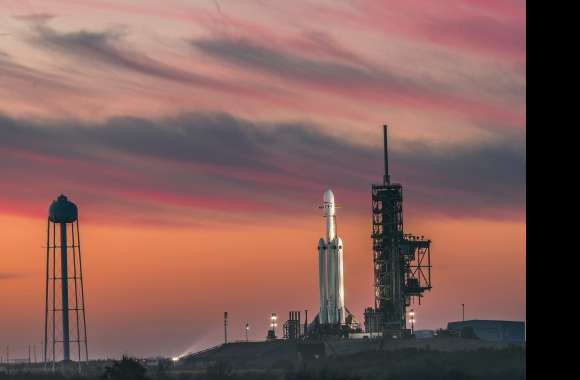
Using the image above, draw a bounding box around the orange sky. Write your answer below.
[0,211,524,359]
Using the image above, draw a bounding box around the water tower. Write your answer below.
[44,194,88,364]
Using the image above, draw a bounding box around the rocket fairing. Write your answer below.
[318,189,345,325]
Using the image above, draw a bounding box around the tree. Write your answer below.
[100,355,149,380]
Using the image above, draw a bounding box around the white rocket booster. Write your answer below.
[318,189,345,325]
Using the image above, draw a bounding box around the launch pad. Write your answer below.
[299,124,433,340]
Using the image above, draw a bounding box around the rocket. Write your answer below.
[318,189,345,325]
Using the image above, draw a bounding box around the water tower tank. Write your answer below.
[48,195,78,223]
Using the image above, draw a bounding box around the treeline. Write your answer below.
[0,347,524,380]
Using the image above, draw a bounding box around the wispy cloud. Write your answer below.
[0,272,25,280]
[0,49,76,91]
[3,4,524,127]
[422,14,525,59]
[190,36,523,123]
[24,22,242,93]
[323,0,525,61]
[191,36,434,97]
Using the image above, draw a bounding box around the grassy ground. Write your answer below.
[0,347,525,380]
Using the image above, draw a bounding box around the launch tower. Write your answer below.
[367,125,432,336]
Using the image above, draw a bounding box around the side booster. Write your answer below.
[318,189,345,325]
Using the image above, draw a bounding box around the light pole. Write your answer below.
[462,304,465,322]
[408,309,415,334]
[270,313,278,336]
[245,323,250,342]
[224,312,228,344]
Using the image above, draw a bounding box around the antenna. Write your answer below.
[224,312,228,344]
[383,124,390,184]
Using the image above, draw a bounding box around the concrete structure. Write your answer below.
[414,330,435,339]
[447,320,525,344]
[348,332,381,340]
[317,189,345,325]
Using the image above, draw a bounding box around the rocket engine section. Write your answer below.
[318,189,345,325]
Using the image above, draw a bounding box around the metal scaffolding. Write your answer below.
[368,125,432,334]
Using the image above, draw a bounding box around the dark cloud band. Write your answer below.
[0,112,525,222]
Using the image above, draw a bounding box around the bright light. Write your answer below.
[171,357,180,362]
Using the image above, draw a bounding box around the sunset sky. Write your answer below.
[0,0,525,360]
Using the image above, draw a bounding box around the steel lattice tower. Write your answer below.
[44,194,88,366]
[369,126,432,335]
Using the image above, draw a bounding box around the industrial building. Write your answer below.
[447,320,525,344]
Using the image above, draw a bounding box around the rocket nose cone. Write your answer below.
[323,189,335,204]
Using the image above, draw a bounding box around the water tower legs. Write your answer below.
[60,222,70,361]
